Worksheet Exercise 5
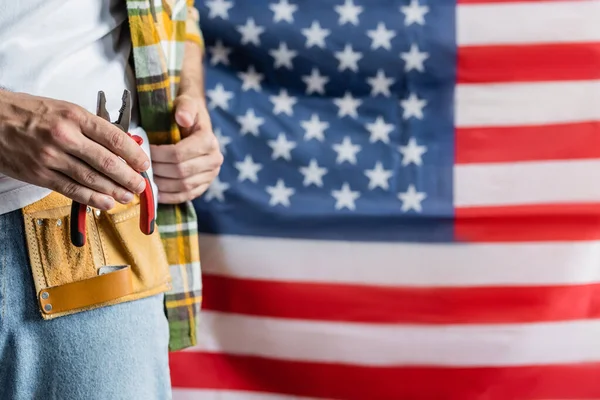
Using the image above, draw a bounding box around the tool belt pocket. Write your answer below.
[22,192,172,320]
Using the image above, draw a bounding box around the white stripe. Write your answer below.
[457,1,600,46]
[158,221,197,233]
[455,80,600,127]
[455,159,600,207]
[173,389,320,400]
[199,234,600,287]
[192,312,600,367]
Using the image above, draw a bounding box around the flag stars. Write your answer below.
[204,177,230,202]
[238,65,264,91]
[299,159,328,187]
[302,68,329,95]
[214,128,232,155]
[401,43,429,72]
[235,155,263,183]
[301,114,329,141]
[266,179,295,207]
[332,136,361,165]
[398,185,427,212]
[269,0,297,23]
[335,44,363,72]
[237,109,264,136]
[301,21,330,48]
[269,42,297,69]
[207,84,234,110]
[400,92,427,119]
[206,0,233,19]
[364,162,393,190]
[399,137,427,166]
[401,0,429,26]
[335,0,363,25]
[208,40,231,66]
[237,18,265,46]
[367,23,396,51]
[332,183,360,211]
[366,116,394,144]
[334,92,362,118]
[270,89,297,115]
[367,69,395,97]
[268,133,297,161]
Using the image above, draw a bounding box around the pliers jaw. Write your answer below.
[70,89,155,247]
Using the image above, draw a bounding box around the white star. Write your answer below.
[237,18,265,46]
[238,65,264,91]
[269,42,297,69]
[301,114,329,141]
[364,162,393,191]
[206,0,233,19]
[204,177,230,202]
[269,89,297,115]
[235,155,263,183]
[332,183,360,211]
[299,159,328,187]
[332,136,361,165]
[398,184,427,212]
[334,92,362,118]
[267,133,297,161]
[334,44,363,72]
[207,84,234,110]
[214,128,232,155]
[301,21,330,48]
[237,109,264,136]
[269,0,297,23]
[399,137,427,166]
[334,0,363,26]
[302,68,329,95]
[266,179,295,207]
[400,43,429,72]
[400,0,429,26]
[367,69,395,97]
[366,23,396,50]
[365,116,394,144]
[400,92,427,119]
[208,40,231,66]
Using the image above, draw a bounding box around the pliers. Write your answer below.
[70,89,156,247]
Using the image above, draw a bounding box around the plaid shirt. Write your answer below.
[125,0,204,351]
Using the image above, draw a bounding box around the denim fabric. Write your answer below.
[0,210,172,400]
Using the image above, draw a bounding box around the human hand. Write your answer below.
[150,94,223,204]
[0,90,150,210]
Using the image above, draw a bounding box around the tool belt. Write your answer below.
[21,192,172,319]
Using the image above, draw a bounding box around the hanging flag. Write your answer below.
[170,0,600,398]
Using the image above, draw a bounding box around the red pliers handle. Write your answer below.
[70,90,155,247]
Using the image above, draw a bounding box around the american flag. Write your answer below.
[169,0,600,398]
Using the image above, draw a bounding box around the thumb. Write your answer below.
[174,96,198,133]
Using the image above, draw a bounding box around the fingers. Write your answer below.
[173,95,199,134]
[150,132,219,163]
[157,183,210,204]
[154,170,218,193]
[45,171,115,210]
[152,152,223,179]
[52,154,135,204]
[79,112,150,172]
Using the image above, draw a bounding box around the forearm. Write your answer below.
[179,41,205,100]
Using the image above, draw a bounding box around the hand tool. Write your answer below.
[70,89,155,247]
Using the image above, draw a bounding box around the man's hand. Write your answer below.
[0,90,150,210]
[150,94,223,204]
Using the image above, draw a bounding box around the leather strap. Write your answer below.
[39,265,134,315]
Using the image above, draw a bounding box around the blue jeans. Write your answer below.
[0,210,172,400]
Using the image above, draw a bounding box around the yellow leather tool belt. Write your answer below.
[21,192,172,319]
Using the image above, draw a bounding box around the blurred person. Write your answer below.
[0,0,221,398]
[169,0,600,399]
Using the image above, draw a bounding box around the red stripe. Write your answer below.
[170,353,600,400]
[458,43,600,84]
[456,122,600,164]
[202,274,600,324]
[456,203,600,242]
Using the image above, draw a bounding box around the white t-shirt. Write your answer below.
[0,0,157,214]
